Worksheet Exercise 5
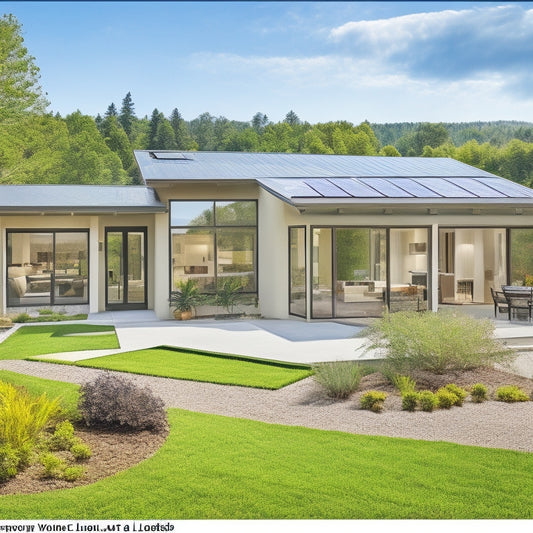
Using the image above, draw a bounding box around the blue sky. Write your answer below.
[2,1,533,124]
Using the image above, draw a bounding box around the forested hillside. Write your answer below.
[1,13,533,188]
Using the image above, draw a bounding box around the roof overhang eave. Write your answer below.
[289,197,533,209]
[0,206,167,215]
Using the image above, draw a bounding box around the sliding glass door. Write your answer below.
[312,227,388,318]
[106,228,147,310]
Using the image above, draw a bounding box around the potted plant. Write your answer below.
[215,277,246,317]
[169,279,201,320]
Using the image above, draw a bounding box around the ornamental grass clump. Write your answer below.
[366,310,514,374]
[312,361,363,399]
[495,385,530,403]
[0,380,60,451]
[392,375,417,395]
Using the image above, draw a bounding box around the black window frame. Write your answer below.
[168,200,258,296]
[309,225,432,319]
[6,228,90,308]
[288,225,307,318]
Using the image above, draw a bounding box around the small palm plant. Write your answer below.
[170,279,202,320]
[216,277,246,315]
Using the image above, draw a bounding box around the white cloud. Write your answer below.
[328,4,533,91]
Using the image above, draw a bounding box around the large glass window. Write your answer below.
[7,231,89,307]
[312,226,430,318]
[170,200,257,294]
[289,227,306,317]
[312,228,333,318]
[335,228,387,318]
[438,228,506,304]
[509,229,533,286]
[389,228,428,312]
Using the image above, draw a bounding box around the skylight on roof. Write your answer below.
[148,151,193,161]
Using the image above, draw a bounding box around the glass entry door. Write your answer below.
[105,228,147,310]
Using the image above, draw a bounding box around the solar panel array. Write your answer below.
[257,176,533,201]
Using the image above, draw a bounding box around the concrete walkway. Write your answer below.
[4,309,524,377]
[32,311,371,365]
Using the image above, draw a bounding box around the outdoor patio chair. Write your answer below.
[501,286,533,321]
[490,287,508,318]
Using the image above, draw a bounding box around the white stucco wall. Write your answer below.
[3,194,533,321]
[0,213,157,316]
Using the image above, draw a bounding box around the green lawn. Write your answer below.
[73,346,313,389]
[0,324,119,359]
[0,372,532,519]
[0,369,80,419]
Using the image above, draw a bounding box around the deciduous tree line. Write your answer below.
[1,14,532,187]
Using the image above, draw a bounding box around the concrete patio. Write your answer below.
[21,308,533,378]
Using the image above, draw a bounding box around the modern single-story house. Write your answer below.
[2,150,533,320]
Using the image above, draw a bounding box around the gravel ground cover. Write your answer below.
[1,359,532,453]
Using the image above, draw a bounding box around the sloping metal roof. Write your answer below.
[135,150,501,181]
[0,185,165,213]
[134,150,533,207]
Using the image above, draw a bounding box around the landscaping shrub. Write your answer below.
[435,389,457,409]
[12,312,31,323]
[70,441,92,460]
[401,391,419,412]
[0,444,20,481]
[366,310,514,374]
[360,391,387,413]
[418,390,438,412]
[443,384,468,406]
[47,420,76,451]
[312,361,363,399]
[63,465,84,481]
[471,383,488,403]
[13,311,88,323]
[78,373,168,431]
[495,385,530,403]
[0,380,60,450]
[39,452,66,479]
[393,375,417,395]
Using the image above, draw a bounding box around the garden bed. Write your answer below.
[350,366,533,411]
[0,424,168,496]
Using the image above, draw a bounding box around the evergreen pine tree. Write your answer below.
[105,103,118,118]
[94,113,103,133]
[147,108,164,148]
[284,110,300,126]
[119,92,136,138]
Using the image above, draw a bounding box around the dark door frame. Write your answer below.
[105,227,148,310]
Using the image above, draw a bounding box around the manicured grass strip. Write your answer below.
[0,324,119,360]
[74,346,313,389]
[0,408,532,519]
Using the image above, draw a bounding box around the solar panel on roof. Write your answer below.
[478,178,533,198]
[358,178,414,198]
[327,178,384,198]
[413,178,477,198]
[389,179,442,197]
[303,179,351,197]
[444,177,507,198]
